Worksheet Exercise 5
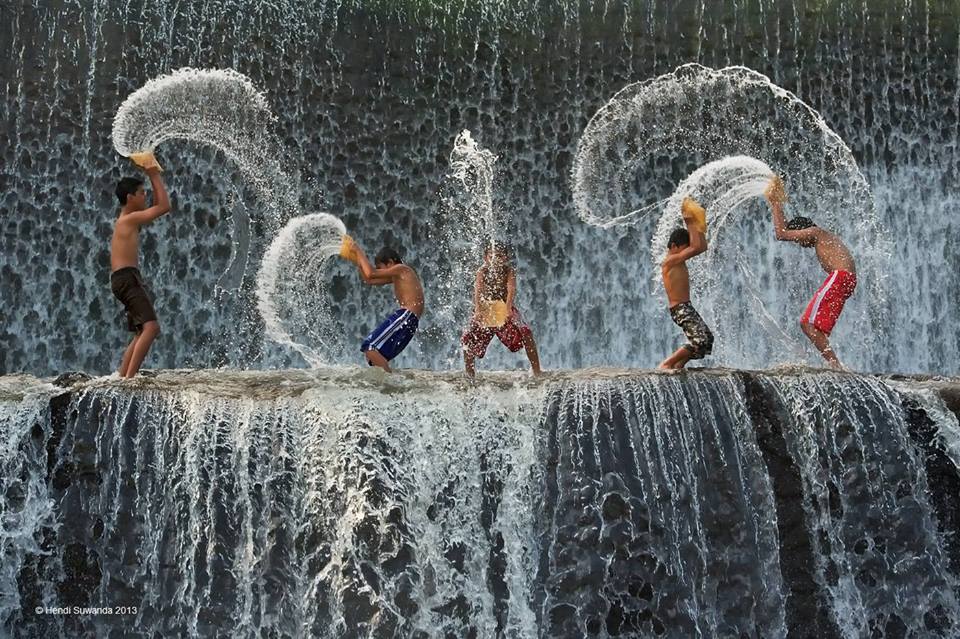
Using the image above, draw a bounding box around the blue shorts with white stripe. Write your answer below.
[361,308,419,362]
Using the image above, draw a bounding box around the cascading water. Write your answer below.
[3,4,960,637]
[3,370,960,637]
[1,1,956,374]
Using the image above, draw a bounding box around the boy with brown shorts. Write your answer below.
[110,152,170,378]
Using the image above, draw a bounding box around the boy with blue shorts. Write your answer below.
[341,238,424,372]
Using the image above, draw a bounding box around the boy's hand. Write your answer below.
[765,175,787,203]
[130,151,163,173]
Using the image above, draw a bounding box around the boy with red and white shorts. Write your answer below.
[461,244,541,377]
[765,177,857,369]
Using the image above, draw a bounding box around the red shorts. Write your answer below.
[461,307,532,359]
[801,270,857,335]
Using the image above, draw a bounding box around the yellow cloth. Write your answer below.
[681,197,707,235]
[339,234,358,262]
[129,151,163,172]
[477,300,509,328]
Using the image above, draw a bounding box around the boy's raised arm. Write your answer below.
[764,176,816,243]
[128,167,171,226]
[352,245,394,285]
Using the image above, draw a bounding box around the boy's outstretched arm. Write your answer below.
[352,246,394,285]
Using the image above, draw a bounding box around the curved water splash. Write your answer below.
[255,214,347,367]
[572,64,874,234]
[112,68,298,289]
[573,64,892,367]
[649,155,774,260]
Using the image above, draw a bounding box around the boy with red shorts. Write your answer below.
[765,176,857,369]
[461,244,541,377]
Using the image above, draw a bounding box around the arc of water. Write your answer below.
[112,67,299,290]
[255,213,347,367]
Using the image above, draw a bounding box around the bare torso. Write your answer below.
[393,265,425,316]
[813,229,856,274]
[110,213,141,271]
[478,264,510,301]
[662,261,691,307]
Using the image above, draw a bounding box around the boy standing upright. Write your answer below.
[658,197,714,370]
[764,176,857,368]
[110,152,170,378]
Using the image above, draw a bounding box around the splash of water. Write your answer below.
[649,155,774,259]
[255,213,347,367]
[572,64,875,234]
[112,67,299,289]
[445,129,498,242]
[428,131,502,366]
[573,65,893,368]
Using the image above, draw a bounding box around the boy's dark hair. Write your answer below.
[116,176,143,205]
[786,216,816,231]
[375,247,403,265]
[484,242,512,260]
[668,227,690,248]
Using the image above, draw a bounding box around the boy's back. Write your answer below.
[388,263,425,316]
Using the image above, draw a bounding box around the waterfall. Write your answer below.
[3,369,959,637]
[1,1,957,375]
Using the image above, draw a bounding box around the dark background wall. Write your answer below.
[1,0,957,375]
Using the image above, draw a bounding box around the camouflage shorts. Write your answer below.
[669,302,714,359]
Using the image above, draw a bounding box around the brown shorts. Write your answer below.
[111,267,157,333]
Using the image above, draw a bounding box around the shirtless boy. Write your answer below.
[342,238,424,372]
[461,243,541,377]
[765,176,857,369]
[110,153,170,378]
[658,197,714,370]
